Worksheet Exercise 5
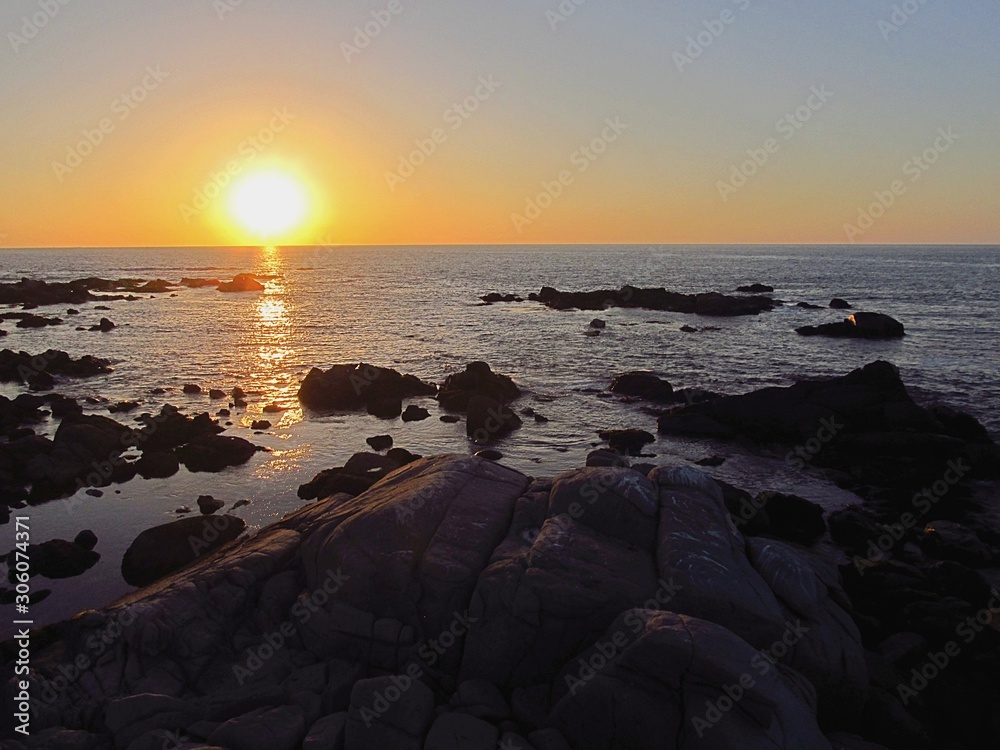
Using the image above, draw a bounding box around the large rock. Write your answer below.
[609,372,674,402]
[121,514,246,586]
[176,434,257,473]
[297,363,436,413]
[6,538,99,579]
[0,348,112,384]
[437,362,520,411]
[466,396,521,443]
[217,274,265,293]
[797,312,905,339]
[548,610,833,750]
[529,285,776,316]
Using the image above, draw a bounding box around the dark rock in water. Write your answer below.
[401,405,430,422]
[737,283,774,293]
[610,371,674,402]
[89,317,115,332]
[7,538,99,579]
[466,395,522,443]
[74,529,98,550]
[797,312,905,339]
[108,400,139,414]
[0,349,111,385]
[474,449,503,461]
[150,387,166,394]
[480,292,523,303]
[367,434,393,451]
[209,388,226,399]
[828,506,885,553]
[796,301,824,310]
[598,428,655,456]
[298,451,404,500]
[263,403,285,413]
[233,386,246,399]
[216,408,231,417]
[176,434,257,473]
[584,328,601,337]
[590,318,606,329]
[658,360,1000,490]
[181,277,221,288]
[9,313,63,328]
[85,488,103,497]
[121,514,246,586]
[198,495,225,514]
[438,362,520,411]
[680,325,698,333]
[134,279,174,294]
[218,273,265,293]
[251,419,272,431]
[830,298,853,309]
[586,449,630,468]
[695,455,726,467]
[66,309,80,315]
[530,285,776,316]
[298,362,436,413]
[920,520,994,566]
[136,406,223,451]
[440,414,462,423]
[367,397,402,419]
[182,383,202,394]
[0,276,152,306]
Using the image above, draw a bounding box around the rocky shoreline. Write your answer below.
[1,359,998,748]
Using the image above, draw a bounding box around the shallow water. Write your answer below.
[1,244,997,634]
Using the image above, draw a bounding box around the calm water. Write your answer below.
[1,244,998,633]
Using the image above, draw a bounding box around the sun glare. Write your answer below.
[229,171,308,239]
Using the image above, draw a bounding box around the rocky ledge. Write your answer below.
[528,285,777,316]
[9,451,983,750]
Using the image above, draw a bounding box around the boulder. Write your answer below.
[830,299,852,310]
[298,363,436,413]
[89,317,115,332]
[466,396,521,442]
[737,283,775,293]
[367,435,393,452]
[438,362,520,411]
[208,705,306,750]
[0,348,112,384]
[135,451,180,479]
[597,428,655,456]
[176,434,257,473]
[121,513,246,586]
[198,495,225,515]
[251,420,272,431]
[797,312,905,339]
[401,405,430,422]
[367,397,402,419]
[345,676,435,750]
[218,274,265,293]
[609,372,673,402]
[6,538,99,579]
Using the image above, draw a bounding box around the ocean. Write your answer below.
[1,244,998,633]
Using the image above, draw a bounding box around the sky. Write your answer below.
[0,0,997,247]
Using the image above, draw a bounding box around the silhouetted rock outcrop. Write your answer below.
[529,285,777,316]
[797,312,905,339]
[298,363,436,413]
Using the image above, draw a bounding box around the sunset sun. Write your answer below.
[228,171,308,239]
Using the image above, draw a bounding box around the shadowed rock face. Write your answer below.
[6,455,880,750]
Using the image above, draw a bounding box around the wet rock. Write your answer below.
[589,319,606,329]
[135,451,180,479]
[0,349,112,384]
[474,449,503,461]
[108,400,139,414]
[467,395,521,443]
[797,312,905,339]
[609,372,674,402]
[218,274,266,293]
[480,293,523,303]
[737,283,775,293]
[121,513,246,586]
[367,435,393,452]
[830,298,853,309]
[181,277,221,288]
[182,384,202,394]
[367,397,402,419]
[438,362,520,411]
[531,285,776,316]
[176,434,257,473]
[695,455,726,467]
[251,420,272,431]
[6,538,99,579]
[586,449,629,468]
[136,406,224,451]
[209,389,226,399]
[263,403,286,414]
[598,428,655,456]
[74,529,98,550]
[198,495,225,514]
[386,447,420,465]
[401,405,430,422]
[298,363,436,413]
[440,415,461,424]
[89,317,115,332]
[680,325,698,333]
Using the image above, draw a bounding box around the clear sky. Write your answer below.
[1,0,997,247]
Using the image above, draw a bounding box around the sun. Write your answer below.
[229,171,308,240]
